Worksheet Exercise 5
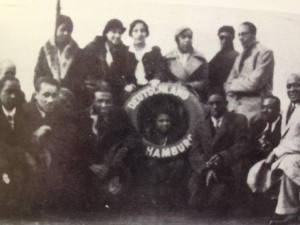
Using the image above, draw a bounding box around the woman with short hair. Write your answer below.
[83,19,136,105]
[128,19,167,89]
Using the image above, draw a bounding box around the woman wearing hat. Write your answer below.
[34,15,87,108]
[128,19,167,89]
[83,19,136,106]
[164,27,209,102]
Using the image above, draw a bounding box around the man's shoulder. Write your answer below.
[253,42,273,55]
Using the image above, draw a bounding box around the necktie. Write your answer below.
[286,103,295,124]
[7,115,14,130]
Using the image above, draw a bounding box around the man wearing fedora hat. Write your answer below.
[83,19,136,106]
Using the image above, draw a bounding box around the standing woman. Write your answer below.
[83,19,136,106]
[128,19,167,89]
[164,27,209,102]
[34,15,87,108]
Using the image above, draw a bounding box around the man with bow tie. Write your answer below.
[188,87,250,210]
[248,73,300,225]
[224,21,275,122]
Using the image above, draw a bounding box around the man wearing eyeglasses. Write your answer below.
[209,26,239,90]
[224,22,275,122]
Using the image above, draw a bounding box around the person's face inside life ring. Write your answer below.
[155,113,172,136]
[106,28,123,46]
[92,91,113,117]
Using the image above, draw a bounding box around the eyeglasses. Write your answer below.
[219,35,232,40]
[238,32,251,37]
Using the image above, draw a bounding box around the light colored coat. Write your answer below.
[248,104,300,192]
[224,42,275,121]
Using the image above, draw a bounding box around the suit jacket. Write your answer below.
[249,115,281,160]
[248,104,300,192]
[209,47,239,89]
[0,105,29,166]
[77,106,142,170]
[164,48,209,101]
[189,111,249,176]
[225,42,274,97]
[25,101,79,168]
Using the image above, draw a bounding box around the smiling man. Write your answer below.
[248,73,300,225]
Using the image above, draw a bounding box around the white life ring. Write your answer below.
[124,82,206,159]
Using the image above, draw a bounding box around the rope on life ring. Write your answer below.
[124,82,206,159]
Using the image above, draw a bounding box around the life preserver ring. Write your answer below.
[124,82,206,159]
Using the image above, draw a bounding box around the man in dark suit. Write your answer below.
[0,76,31,214]
[77,80,141,210]
[250,96,281,163]
[188,87,249,209]
[25,76,80,212]
[209,26,239,90]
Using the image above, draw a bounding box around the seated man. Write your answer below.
[250,96,281,163]
[77,80,141,210]
[248,73,300,225]
[0,76,31,214]
[25,77,80,212]
[188,87,249,209]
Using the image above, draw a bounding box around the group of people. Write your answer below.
[0,14,299,225]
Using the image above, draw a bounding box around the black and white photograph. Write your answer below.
[0,0,300,224]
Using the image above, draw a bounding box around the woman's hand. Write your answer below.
[124,84,137,93]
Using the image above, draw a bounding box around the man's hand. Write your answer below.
[32,125,52,145]
[258,137,272,153]
[206,170,218,186]
[264,151,276,166]
[89,164,109,179]
[206,154,223,169]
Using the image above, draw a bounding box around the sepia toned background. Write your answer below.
[0,0,300,108]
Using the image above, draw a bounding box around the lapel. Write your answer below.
[212,112,230,145]
[0,106,13,132]
[281,104,300,138]
[200,116,214,155]
[44,38,79,80]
